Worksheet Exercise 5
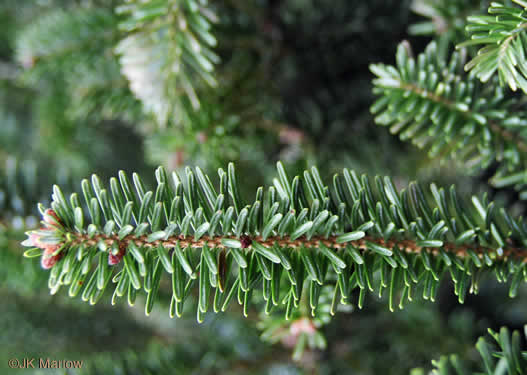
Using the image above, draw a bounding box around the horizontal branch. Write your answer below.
[22,163,527,320]
[68,233,525,263]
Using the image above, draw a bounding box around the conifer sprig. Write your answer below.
[459,1,527,93]
[16,7,117,71]
[370,41,527,198]
[22,163,527,321]
[0,156,75,221]
[409,0,486,43]
[115,0,219,126]
[15,7,140,124]
[414,325,527,375]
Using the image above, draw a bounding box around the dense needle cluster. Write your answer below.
[21,163,527,321]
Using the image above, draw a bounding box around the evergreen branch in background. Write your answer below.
[16,7,117,74]
[412,325,527,375]
[370,40,527,198]
[22,162,527,323]
[409,0,489,44]
[143,56,281,170]
[0,156,75,222]
[257,284,339,361]
[15,6,143,130]
[0,156,77,292]
[459,1,527,93]
[115,0,219,127]
[63,316,276,375]
[64,55,143,123]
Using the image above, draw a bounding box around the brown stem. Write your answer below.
[67,233,527,263]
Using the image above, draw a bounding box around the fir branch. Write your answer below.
[55,232,527,264]
[397,81,527,154]
[22,162,527,321]
[458,1,527,93]
[0,156,75,221]
[370,40,527,198]
[15,6,141,124]
[409,0,487,42]
[16,7,117,71]
[257,285,333,361]
[413,325,527,375]
[115,0,219,127]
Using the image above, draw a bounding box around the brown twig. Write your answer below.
[67,233,527,263]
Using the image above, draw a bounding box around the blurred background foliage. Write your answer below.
[1,0,526,374]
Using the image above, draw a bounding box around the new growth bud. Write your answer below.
[108,243,126,265]
[40,245,63,269]
[22,208,65,270]
[240,235,252,249]
[43,209,62,227]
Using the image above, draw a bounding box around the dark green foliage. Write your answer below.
[258,284,339,361]
[409,0,489,41]
[0,158,169,375]
[0,289,154,357]
[16,6,141,123]
[0,157,76,221]
[16,7,117,71]
[371,40,527,198]
[55,316,290,375]
[269,0,420,169]
[412,325,527,374]
[10,6,146,175]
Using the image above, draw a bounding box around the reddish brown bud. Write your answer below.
[108,253,122,265]
[25,227,63,255]
[43,244,60,255]
[289,317,316,336]
[41,255,58,269]
[281,318,317,349]
[45,209,59,220]
[108,244,126,265]
[28,233,42,247]
[26,228,54,249]
[44,209,61,227]
[40,249,63,270]
[240,235,252,249]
